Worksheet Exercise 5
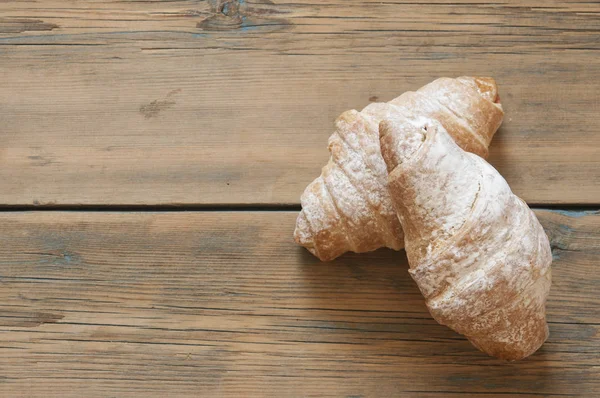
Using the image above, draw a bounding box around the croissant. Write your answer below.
[295,77,504,261]
[379,115,552,360]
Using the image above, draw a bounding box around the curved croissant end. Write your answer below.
[380,116,552,360]
[294,110,404,261]
[295,77,504,261]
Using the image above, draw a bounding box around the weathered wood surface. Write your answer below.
[1,0,599,206]
[1,210,598,396]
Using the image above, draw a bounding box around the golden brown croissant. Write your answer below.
[294,77,504,261]
[379,115,552,360]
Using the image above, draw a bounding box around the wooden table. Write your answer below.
[1,1,599,396]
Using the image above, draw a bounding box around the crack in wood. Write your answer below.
[0,18,58,34]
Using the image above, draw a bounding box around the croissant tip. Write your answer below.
[466,321,549,361]
[471,76,501,104]
[379,115,431,172]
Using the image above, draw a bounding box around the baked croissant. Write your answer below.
[379,115,552,360]
[295,77,504,261]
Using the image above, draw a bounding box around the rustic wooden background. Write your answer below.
[1,0,599,396]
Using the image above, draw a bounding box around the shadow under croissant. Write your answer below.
[486,124,511,175]
[295,247,556,373]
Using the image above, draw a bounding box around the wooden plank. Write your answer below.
[1,0,599,206]
[0,209,598,396]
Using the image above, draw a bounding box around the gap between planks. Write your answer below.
[0,204,598,212]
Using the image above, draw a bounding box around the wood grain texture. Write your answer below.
[0,210,598,397]
[1,0,599,206]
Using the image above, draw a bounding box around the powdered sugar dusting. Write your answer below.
[383,120,552,360]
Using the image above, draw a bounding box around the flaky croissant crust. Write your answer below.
[381,117,552,360]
